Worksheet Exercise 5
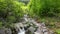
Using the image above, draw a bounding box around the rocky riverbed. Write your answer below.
[0,14,54,34]
[14,14,54,34]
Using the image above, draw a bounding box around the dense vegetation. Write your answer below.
[28,0,60,17]
[0,0,60,34]
[28,0,60,34]
[0,0,24,27]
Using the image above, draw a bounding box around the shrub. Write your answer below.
[0,0,23,23]
[28,0,60,17]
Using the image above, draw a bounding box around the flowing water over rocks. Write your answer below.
[14,14,54,34]
[0,14,54,34]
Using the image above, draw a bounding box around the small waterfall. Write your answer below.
[14,14,54,34]
[18,28,25,34]
[17,14,28,34]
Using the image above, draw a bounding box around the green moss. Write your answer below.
[56,29,60,34]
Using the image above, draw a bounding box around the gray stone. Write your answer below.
[0,28,12,34]
[0,29,5,34]
[5,28,12,34]
[28,26,35,33]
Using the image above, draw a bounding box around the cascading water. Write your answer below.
[15,14,54,34]
[18,28,25,34]
[17,14,28,34]
[15,23,25,34]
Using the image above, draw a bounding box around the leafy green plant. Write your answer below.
[56,29,60,34]
[0,0,24,23]
[28,0,60,17]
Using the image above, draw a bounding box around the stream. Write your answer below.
[14,14,54,34]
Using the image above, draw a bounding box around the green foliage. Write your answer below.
[28,0,41,17]
[0,0,25,28]
[56,29,60,34]
[6,16,16,23]
[28,0,60,17]
[0,0,24,24]
[0,22,3,27]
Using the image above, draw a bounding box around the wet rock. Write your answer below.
[28,26,35,33]
[5,28,12,34]
[0,28,12,34]
[0,29,5,34]
[14,14,54,34]
[34,27,43,34]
